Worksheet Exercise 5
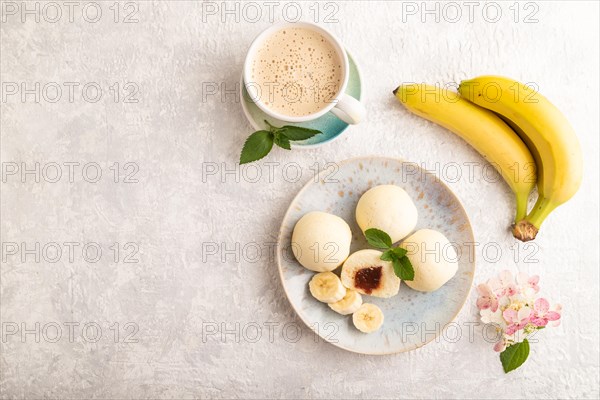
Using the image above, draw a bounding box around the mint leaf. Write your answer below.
[280,126,321,141]
[380,250,395,262]
[240,130,274,164]
[393,257,414,281]
[273,133,291,150]
[365,228,393,249]
[239,122,322,164]
[399,257,414,280]
[500,339,530,373]
[392,258,402,278]
[393,247,407,258]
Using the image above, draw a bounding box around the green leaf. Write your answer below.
[380,250,395,262]
[393,257,414,281]
[239,130,274,164]
[364,228,393,249]
[393,247,407,258]
[279,126,322,141]
[392,258,402,278]
[500,339,530,373]
[273,133,291,150]
[399,257,414,280]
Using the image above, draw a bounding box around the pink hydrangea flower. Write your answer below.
[550,304,562,327]
[488,270,518,298]
[476,283,498,312]
[503,306,532,335]
[477,269,562,359]
[530,298,561,327]
[480,308,506,328]
[517,272,540,298]
[494,338,507,352]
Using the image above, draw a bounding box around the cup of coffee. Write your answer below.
[243,22,366,125]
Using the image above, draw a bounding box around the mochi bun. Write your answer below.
[401,229,458,292]
[356,185,418,243]
[291,211,352,272]
[340,249,400,298]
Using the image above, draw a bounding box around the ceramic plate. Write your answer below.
[277,157,475,354]
[240,51,363,148]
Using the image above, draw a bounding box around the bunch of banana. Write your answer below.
[394,77,582,241]
[458,77,582,241]
[393,84,536,225]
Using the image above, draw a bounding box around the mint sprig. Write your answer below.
[239,120,321,164]
[239,130,273,164]
[500,339,530,373]
[364,228,414,281]
[364,228,392,249]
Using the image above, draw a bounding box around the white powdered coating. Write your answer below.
[401,229,459,292]
[291,211,352,272]
[356,185,419,243]
[251,27,343,117]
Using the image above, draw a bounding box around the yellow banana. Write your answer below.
[393,84,536,223]
[458,76,583,241]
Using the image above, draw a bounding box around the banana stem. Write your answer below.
[512,221,538,242]
[514,191,529,223]
[512,196,558,241]
[526,196,559,228]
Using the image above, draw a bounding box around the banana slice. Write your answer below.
[309,272,346,303]
[328,289,363,315]
[352,303,384,333]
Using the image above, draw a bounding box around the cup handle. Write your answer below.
[329,93,366,125]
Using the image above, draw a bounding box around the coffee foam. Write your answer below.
[250,27,343,117]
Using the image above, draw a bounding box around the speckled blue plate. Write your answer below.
[277,157,475,354]
[240,51,362,148]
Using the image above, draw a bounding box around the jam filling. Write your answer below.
[354,266,382,294]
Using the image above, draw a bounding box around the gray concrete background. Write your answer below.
[1,1,599,398]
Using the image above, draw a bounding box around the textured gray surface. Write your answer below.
[1,1,599,399]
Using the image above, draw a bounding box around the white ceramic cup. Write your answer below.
[243,22,366,125]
